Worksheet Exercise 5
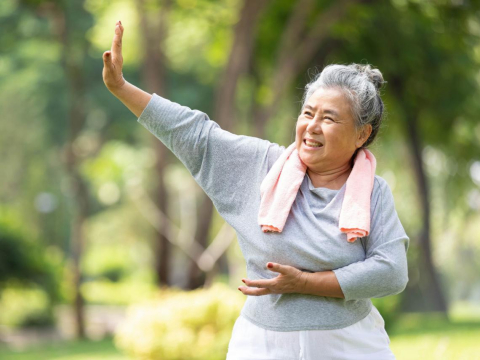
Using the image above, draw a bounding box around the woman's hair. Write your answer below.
[300,63,387,152]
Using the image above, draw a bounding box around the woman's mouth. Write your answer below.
[303,139,324,150]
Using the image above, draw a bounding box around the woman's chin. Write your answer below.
[299,152,315,164]
[301,148,323,157]
[299,149,326,166]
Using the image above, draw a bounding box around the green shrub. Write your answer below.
[0,210,61,302]
[114,282,245,360]
[372,293,402,332]
[82,244,133,283]
[0,286,55,328]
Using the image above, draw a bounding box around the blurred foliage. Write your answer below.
[372,295,403,333]
[0,208,63,329]
[114,282,245,360]
[0,286,55,328]
[0,208,62,302]
[81,279,157,305]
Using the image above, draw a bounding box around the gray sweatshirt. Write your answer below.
[137,93,410,331]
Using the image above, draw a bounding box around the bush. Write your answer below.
[0,211,61,302]
[372,293,403,333]
[114,282,245,360]
[0,209,62,328]
[0,286,55,328]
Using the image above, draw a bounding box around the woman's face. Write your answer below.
[295,87,369,173]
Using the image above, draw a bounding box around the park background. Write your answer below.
[1,0,480,359]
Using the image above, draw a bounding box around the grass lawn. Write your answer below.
[0,337,127,360]
[389,303,480,360]
[0,303,479,360]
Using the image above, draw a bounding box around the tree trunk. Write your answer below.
[213,0,270,130]
[137,0,173,287]
[187,194,213,289]
[187,0,270,290]
[403,108,449,315]
[390,77,449,315]
[46,1,90,339]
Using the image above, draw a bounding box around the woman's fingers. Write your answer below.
[103,22,126,92]
[111,21,123,64]
[103,48,125,91]
[103,50,116,70]
[102,51,113,86]
[238,286,271,296]
[103,50,111,64]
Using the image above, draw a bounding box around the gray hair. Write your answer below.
[300,63,387,152]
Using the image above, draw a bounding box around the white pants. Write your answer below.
[226,305,396,360]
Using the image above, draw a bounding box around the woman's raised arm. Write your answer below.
[102,21,152,117]
[102,21,284,228]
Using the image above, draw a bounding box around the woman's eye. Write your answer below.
[302,112,334,121]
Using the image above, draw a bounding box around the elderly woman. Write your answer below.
[103,22,409,359]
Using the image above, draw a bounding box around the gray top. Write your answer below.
[137,93,410,331]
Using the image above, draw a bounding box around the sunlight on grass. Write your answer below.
[389,303,480,360]
[391,332,480,360]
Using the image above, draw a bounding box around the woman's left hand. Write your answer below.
[238,262,307,296]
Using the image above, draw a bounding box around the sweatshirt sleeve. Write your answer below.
[137,93,282,221]
[331,177,410,302]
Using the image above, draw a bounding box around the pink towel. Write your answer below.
[258,143,376,243]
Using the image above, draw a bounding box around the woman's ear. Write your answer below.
[356,124,372,148]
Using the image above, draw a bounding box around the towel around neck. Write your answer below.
[257,143,376,242]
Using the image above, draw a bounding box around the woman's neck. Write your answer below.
[307,166,352,190]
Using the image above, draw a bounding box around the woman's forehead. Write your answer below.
[304,104,340,117]
[304,87,352,117]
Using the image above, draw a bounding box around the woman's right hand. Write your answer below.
[103,21,126,92]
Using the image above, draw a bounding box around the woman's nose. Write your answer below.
[307,118,322,134]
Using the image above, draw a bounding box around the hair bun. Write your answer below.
[352,64,386,92]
